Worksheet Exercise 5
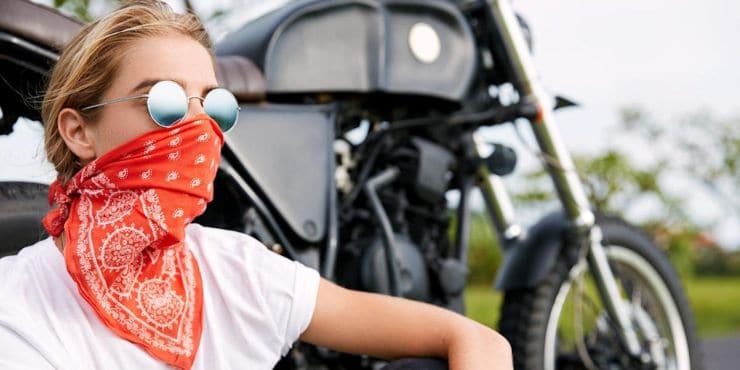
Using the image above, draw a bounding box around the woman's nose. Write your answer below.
[186,96,206,116]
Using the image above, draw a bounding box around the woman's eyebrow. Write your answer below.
[202,85,220,95]
[128,79,161,94]
[128,79,220,95]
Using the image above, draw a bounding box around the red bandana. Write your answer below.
[42,113,224,369]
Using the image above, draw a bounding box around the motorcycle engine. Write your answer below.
[338,136,460,306]
[359,233,430,301]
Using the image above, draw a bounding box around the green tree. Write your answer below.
[511,106,739,275]
[515,107,738,236]
[513,150,685,223]
[618,107,739,219]
[53,0,95,21]
[52,0,231,23]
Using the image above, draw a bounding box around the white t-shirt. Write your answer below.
[0,223,321,370]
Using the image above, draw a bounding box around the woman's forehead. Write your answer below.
[112,35,217,94]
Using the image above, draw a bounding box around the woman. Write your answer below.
[0,1,512,369]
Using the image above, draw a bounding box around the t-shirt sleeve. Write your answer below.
[246,238,321,357]
[280,260,320,356]
[0,325,55,370]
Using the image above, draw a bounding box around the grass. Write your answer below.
[464,276,740,339]
[464,283,503,329]
[684,277,740,337]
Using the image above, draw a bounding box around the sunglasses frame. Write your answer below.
[80,80,240,132]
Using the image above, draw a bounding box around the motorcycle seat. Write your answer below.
[0,0,83,52]
[215,55,266,103]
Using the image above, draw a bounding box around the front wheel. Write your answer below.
[498,216,702,370]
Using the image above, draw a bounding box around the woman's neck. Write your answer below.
[53,233,65,254]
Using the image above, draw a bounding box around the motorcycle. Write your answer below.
[0,0,703,369]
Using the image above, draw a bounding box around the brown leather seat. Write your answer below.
[215,55,266,102]
[0,0,265,102]
[0,0,83,52]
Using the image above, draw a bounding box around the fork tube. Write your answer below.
[472,132,522,245]
[487,0,593,228]
[587,227,643,355]
[487,0,642,356]
[454,175,474,262]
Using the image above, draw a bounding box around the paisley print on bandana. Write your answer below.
[42,113,224,370]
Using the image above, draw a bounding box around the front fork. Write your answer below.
[477,0,644,357]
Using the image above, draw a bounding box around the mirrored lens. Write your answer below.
[203,88,239,132]
[147,81,188,127]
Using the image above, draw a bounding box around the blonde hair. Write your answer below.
[42,0,213,183]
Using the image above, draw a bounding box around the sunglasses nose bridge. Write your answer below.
[186,96,206,116]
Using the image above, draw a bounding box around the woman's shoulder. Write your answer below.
[0,237,71,336]
[185,223,269,259]
[0,237,62,292]
[184,222,320,303]
[184,223,292,283]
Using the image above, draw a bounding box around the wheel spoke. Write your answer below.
[631,285,643,307]
[565,259,677,369]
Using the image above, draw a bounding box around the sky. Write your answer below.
[1,0,737,247]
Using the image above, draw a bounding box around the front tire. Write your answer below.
[498,216,702,370]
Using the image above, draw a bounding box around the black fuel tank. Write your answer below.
[216,0,478,102]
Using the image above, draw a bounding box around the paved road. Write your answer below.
[702,336,740,370]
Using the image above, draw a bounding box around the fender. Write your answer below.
[494,211,570,290]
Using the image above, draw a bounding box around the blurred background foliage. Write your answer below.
[51,0,229,23]
[52,0,94,21]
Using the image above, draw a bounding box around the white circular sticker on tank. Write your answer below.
[408,22,441,64]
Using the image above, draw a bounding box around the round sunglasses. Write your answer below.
[80,80,240,132]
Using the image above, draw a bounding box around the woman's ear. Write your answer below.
[57,108,96,162]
